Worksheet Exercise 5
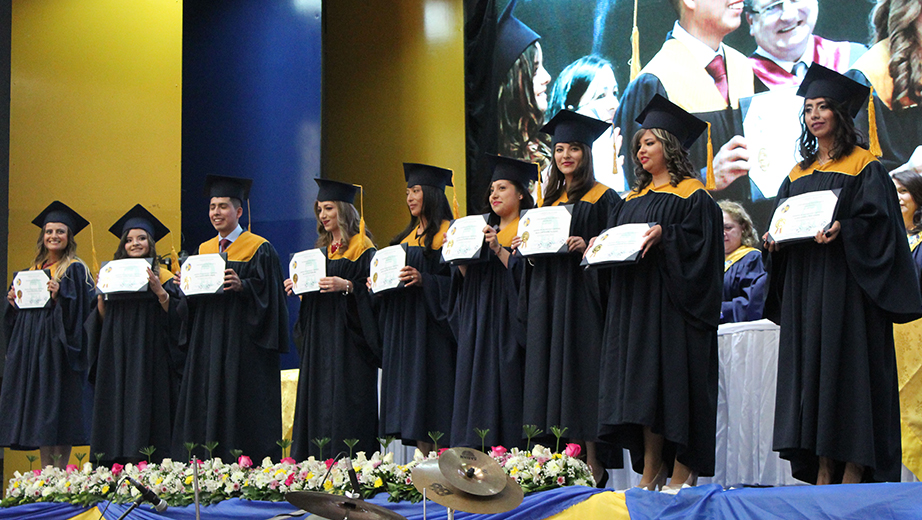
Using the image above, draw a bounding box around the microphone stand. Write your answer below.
[192,457,201,520]
[114,497,142,520]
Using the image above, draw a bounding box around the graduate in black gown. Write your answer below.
[893,171,922,273]
[87,205,182,465]
[764,64,922,484]
[173,175,289,462]
[597,95,723,490]
[374,164,456,453]
[449,155,535,450]
[286,179,379,460]
[0,202,96,469]
[518,110,621,485]
[718,200,766,324]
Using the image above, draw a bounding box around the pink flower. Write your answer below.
[557,476,565,485]
[269,480,279,490]
[324,458,335,469]
[238,455,252,468]
[490,446,507,457]
[111,463,124,476]
[564,443,581,458]
[281,457,296,465]
[32,470,41,476]
[285,473,295,486]
[438,448,448,457]
[405,476,412,485]
[536,457,549,465]
[137,461,148,471]
[65,464,77,474]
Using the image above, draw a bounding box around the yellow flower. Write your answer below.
[510,468,518,475]
[275,468,287,477]
[102,485,110,494]
[553,454,562,459]
[323,481,333,491]
[38,480,45,486]
[374,477,383,488]
[155,477,163,485]
[185,475,194,485]
[306,472,314,479]
[12,482,19,489]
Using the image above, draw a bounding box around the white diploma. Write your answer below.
[97,258,152,295]
[289,249,326,295]
[180,253,227,296]
[581,223,654,267]
[767,190,840,244]
[442,214,489,263]
[12,270,51,309]
[742,88,803,199]
[369,245,406,294]
[516,205,572,256]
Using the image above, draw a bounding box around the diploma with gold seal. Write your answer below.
[767,189,840,244]
[516,205,572,256]
[581,223,654,268]
[97,258,153,296]
[441,214,489,264]
[369,244,406,295]
[12,270,52,309]
[289,248,326,295]
[180,253,227,296]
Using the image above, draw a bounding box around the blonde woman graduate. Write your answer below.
[374,164,457,454]
[449,155,536,450]
[286,179,380,460]
[718,200,767,324]
[596,95,723,491]
[519,110,622,486]
[0,202,96,469]
[86,205,182,465]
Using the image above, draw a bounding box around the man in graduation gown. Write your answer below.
[173,175,289,462]
[613,0,769,221]
[745,0,865,90]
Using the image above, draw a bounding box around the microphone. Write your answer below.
[125,475,168,512]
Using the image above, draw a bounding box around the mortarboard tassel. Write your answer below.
[612,122,619,180]
[89,222,100,277]
[354,183,367,242]
[705,122,716,190]
[630,0,641,81]
[450,170,460,219]
[246,199,252,233]
[868,85,882,157]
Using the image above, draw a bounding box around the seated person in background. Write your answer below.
[746,0,866,89]
[719,200,766,324]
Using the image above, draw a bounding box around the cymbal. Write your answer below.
[437,447,507,496]
[412,460,524,514]
[285,491,407,520]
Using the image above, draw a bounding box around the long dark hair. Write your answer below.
[498,43,551,172]
[391,185,453,251]
[482,179,536,226]
[546,55,616,122]
[797,97,867,169]
[872,0,922,107]
[113,228,160,276]
[893,170,922,233]
[542,142,595,206]
[630,128,697,193]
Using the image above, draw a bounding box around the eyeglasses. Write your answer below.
[749,0,814,19]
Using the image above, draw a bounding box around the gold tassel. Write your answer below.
[354,183,367,242]
[246,199,252,233]
[450,170,460,219]
[536,166,545,207]
[705,122,716,190]
[868,85,882,157]
[630,0,641,81]
[89,222,100,277]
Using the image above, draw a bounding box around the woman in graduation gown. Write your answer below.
[894,171,922,272]
[718,200,766,324]
[286,179,379,460]
[596,95,723,490]
[449,155,536,449]
[0,202,96,469]
[87,205,182,465]
[373,164,456,453]
[519,110,621,485]
[764,64,922,484]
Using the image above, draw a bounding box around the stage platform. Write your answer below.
[3,483,921,520]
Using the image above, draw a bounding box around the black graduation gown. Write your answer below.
[520,184,621,442]
[449,222,525,449]
[0,261,96,449]
[848,40,922,172]
[377,221,456,445]
[290,235,380,461]
[721,247,767,324]
[910,234,922,278]
[598,179,723,477]
[172,233,289,462]
[765,148,922,483]
[86,273,183,464]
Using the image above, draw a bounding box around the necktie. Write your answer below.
[792,61,808,79]
[219,238,231,252]
[706,54,730,107]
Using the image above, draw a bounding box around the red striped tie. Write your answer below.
[706,55,729,107]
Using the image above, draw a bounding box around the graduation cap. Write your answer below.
[32,201,89,235]
[203,174,253,201]
[404,163,454,190]
[315,178,359,204]
[540,109,610,146]
[108,204,170,241]
[487,154,539,187]
[796,63,869,118]
[493,0,540,87]
[635,94,708,150]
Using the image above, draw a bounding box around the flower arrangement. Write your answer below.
[2,445,591,508]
